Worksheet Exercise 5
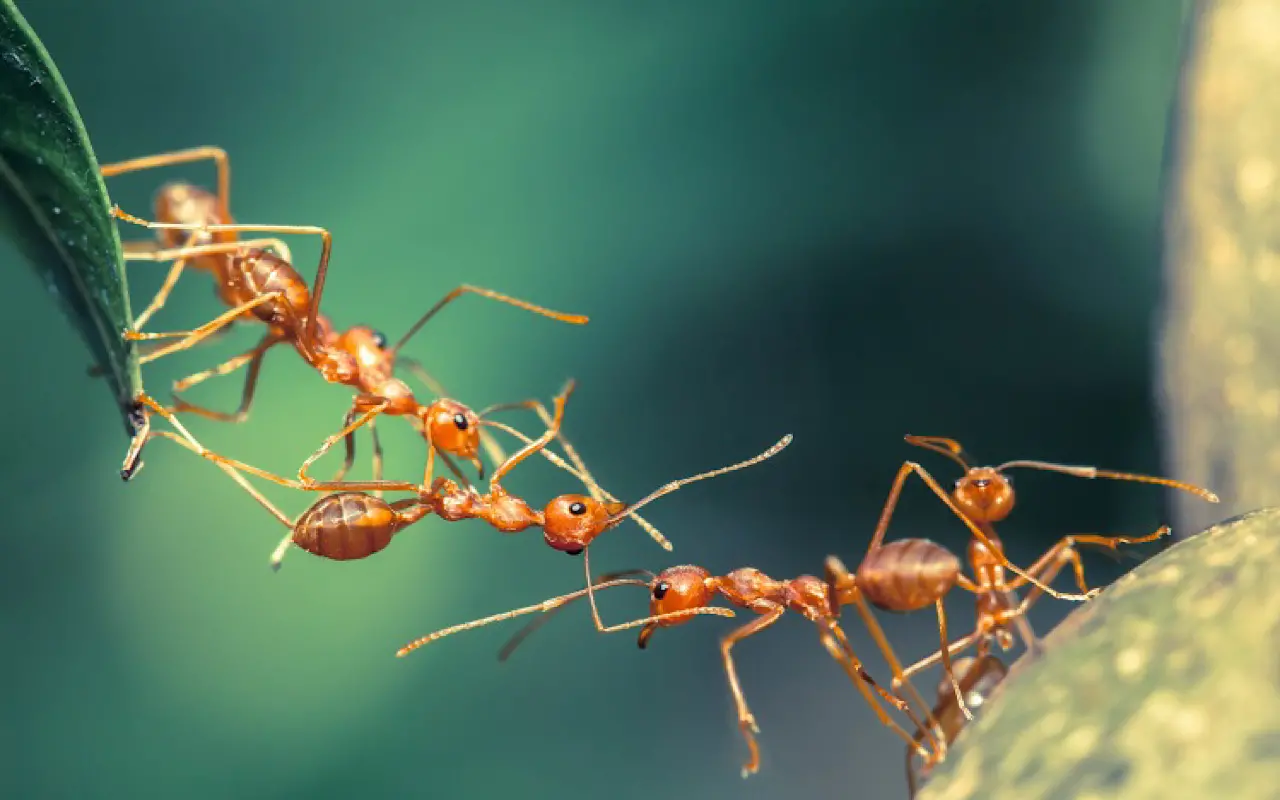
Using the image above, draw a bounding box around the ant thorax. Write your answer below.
[719,568,788,612]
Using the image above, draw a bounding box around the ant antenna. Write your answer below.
[992,460,1220,503]
[602,434,794,529]
[904,435,972,472]
[395,576,732,657]
[496,568,656,662]
[388,286,589,358]
[395,577,651,656]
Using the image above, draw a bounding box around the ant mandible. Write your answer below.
[110,202,585,484]
[413,542,942,779]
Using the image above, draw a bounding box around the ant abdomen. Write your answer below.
[857,538,960,612]
[291,492,401,561]
[231,249,311,330]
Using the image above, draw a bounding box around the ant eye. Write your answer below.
[653,581,670,600]
[568,501,587,516]
[371,330,387,349]
[453,413,469,431]
[564,547,584,556]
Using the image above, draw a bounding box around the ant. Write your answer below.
[143,380,786,568]
[822,434,1217,721]
[905,654,1008,798]
[109,202,585,484]
[413,547,944,779]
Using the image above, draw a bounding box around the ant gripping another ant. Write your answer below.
[823,435,1218,724]
[143,378,788,569]
[102,148,586,481]
[422,545,949,779]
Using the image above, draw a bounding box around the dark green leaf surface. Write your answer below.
[0,0,139,435]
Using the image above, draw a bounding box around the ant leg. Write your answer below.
[488,381,575,489]
[297,401,390,486]
[100,146,232,214]
[170,338,274,423]
[331,413,386,498]
[896,630,983,688]
[132,257,188,331]
[131,292,283,368]
[123,237,293,265]
[993,531,1139,654]
[389,285,588,356]
[1004,526,1169,599]
[398,355,508,469]
[147,428,313,570]
[872,462,1095,602]
[822,621,916,714]
[131,230,199,331]
[930,598,973,722]
[823,555,944,750]
[842,589,948,753]
[719,608,785,778]
[332,406,362,484]
[816,623,931,758]
[370,420,385,499]
[146,395,412,492]
[145,431,294,530]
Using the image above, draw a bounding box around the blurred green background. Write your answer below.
[1,2,1203,798]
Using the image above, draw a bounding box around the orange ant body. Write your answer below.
[906,654,1008,798]
[143,381,787,568]
[430,551,943,779]
[104,169,585,481]
[822,435,1218,721]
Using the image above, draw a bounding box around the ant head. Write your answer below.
[316,349,360,384]
[336,325,391,373]
[953,467,1014,523]
[638,566,715,647]
[423,399,481,460]
[542,495,628,553]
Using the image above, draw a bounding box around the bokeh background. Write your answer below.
[0,2,1212,798]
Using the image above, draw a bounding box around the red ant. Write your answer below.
[100,147,586,481]
[108,201,585,484]
[905,654,1008,798]
[821,434,1217,722]
[409,545,944,779]
[141,381,786,568]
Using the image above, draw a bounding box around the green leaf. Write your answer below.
[0,0,140,437]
